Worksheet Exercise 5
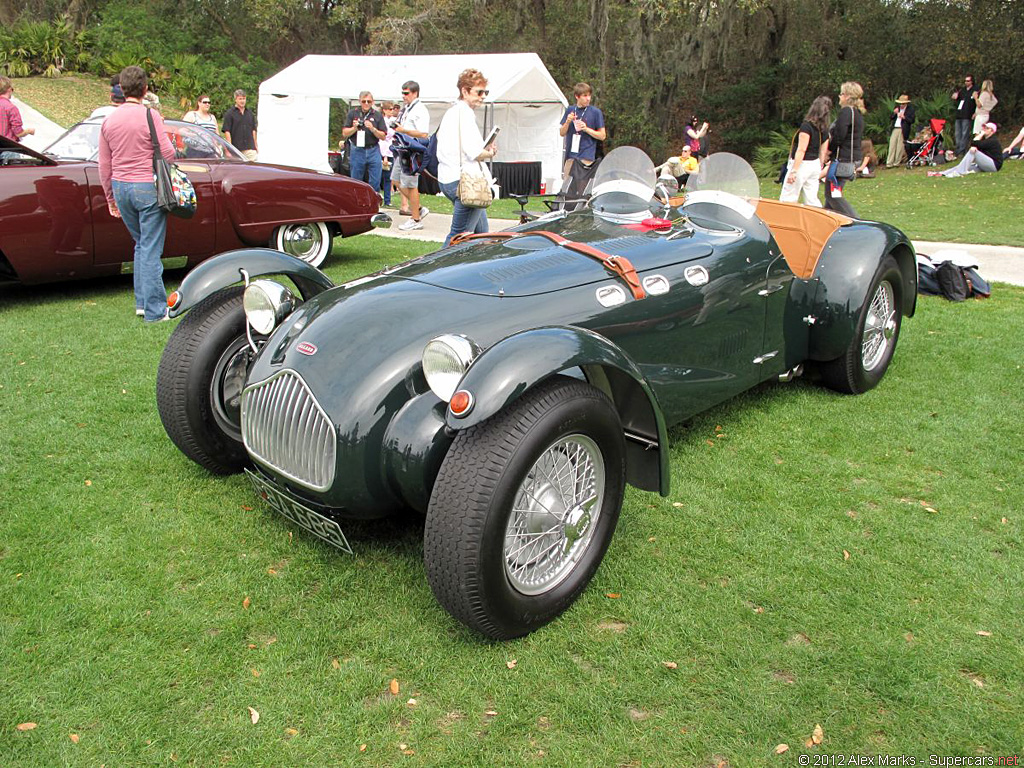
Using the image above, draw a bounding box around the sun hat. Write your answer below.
[895,95,911,104]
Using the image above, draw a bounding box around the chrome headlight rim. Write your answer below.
[422,334,480,402]
[243,279,296,335]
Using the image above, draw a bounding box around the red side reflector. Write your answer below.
[449,390,473,417]
[167,291,180,309]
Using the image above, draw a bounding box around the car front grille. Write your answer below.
[241,370,335,491]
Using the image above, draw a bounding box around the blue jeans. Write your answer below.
[380,160,393,205]
[440,180,489,248]
[112,180,167,321]
[350,146,382,195]
[955,119,972,155]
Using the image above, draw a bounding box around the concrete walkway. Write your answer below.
[370,211,1024,287]
[10,95,67,151]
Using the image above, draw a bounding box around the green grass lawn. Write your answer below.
[2,236,1022,765]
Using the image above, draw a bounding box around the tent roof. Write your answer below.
[258,53,567,105]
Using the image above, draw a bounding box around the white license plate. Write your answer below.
[245,469,353,554]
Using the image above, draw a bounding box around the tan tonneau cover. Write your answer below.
[755,199,852,279]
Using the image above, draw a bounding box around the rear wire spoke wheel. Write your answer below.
[424,377,626,640]
[273,221,332,266]
[820,255,903,394]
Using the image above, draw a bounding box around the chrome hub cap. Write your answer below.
[281,224,321,261]
[504,435,605,596]
[862,280,896,371]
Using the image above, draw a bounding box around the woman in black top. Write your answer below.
[932,122,1003,177]
[824,81,865,218]
[780,96,831,206]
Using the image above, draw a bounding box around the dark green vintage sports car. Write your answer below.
[156,148,916,639]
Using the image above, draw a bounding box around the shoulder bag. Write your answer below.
[833,107,857,180]
[456,109,493,209]
[146,109,197,219]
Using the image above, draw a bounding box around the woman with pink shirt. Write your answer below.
[99,66,176,322]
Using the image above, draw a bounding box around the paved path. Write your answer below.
[10,95,66,151]
[370,211,1024,287]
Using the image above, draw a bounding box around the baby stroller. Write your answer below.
[906,119,946,168]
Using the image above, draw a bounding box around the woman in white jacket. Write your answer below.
[436,68,498,247]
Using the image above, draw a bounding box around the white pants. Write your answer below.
[941,148,997,177]
[779,159,822,206]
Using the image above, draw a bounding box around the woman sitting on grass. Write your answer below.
[1003,125,1024,159]
[929,122,1002,177]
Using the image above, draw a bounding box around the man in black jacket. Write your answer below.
[951,75,979,156]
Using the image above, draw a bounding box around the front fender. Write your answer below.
[168,248,335,317]
[808,223,916,361]
[448,326,671,496]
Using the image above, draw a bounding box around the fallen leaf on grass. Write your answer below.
[627,707,650,721]
[774,743,789,754]
[976,630,992,637]
[69,733,79,743]
[241,505,253,511]
[904,632,915,643]
[924,507,938,514]
[248,706,260,724]
[242,596,251,610]
[662,661,678,669]
[506,660,517,669]
[961,670,985,688]
[484,710,498,717]
[267,568,277,575]
[1001,517,1008,524]
[672,502,684,508]
[358,744,366,752]
[407,698,417,706]
[389,678,400,695]
[284,727,298,737]
[605,592,621,599]
[705,439,715,446]
[812,723,824,744]
[786,632,811,646]
[252,668,260,677]
[84,480,92,486]
[843,550,851,561]
[331,658,341,669]
[16,722,37,732]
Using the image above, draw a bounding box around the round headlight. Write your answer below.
[422,334,479,402]
[243,280,295,335]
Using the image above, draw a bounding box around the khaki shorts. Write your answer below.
[399,170,420,189]
[242,150,258,162]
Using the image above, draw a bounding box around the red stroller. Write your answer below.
[906,119,946,168]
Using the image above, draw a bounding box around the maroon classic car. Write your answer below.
[0,118,389,284]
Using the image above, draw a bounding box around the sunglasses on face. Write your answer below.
[360,99,373,104]
[200,100,210,104]
[473,88,489,97]
[402,90,411,95]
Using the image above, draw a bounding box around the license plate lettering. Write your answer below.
[245,469,353,554]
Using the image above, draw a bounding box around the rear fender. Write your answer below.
[808,224,916,361]
[168,248,335,317]
[447,326,671,496]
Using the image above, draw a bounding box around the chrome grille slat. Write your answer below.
[241,370,336,491]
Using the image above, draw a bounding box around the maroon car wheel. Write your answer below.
[273,222,332,267]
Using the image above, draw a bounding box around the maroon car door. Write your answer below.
[86,126,220,271]
[0,160,95,284]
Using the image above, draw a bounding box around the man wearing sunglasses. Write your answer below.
[559,82,605,179]
[393,80,431,229]
[342,91,388,198]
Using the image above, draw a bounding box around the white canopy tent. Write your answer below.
[257,53,568,190]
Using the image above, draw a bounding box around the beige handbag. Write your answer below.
[456,113,493,208]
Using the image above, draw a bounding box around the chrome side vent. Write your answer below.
[241,370,335,491]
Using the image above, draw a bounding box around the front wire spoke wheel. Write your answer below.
[503,435,604,596]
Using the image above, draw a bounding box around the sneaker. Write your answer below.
[398,219,423,231]
[419,206,429,219]
[145,309,170,323]
[135,308,145,317]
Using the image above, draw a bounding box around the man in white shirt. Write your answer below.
[393,80,431,231]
